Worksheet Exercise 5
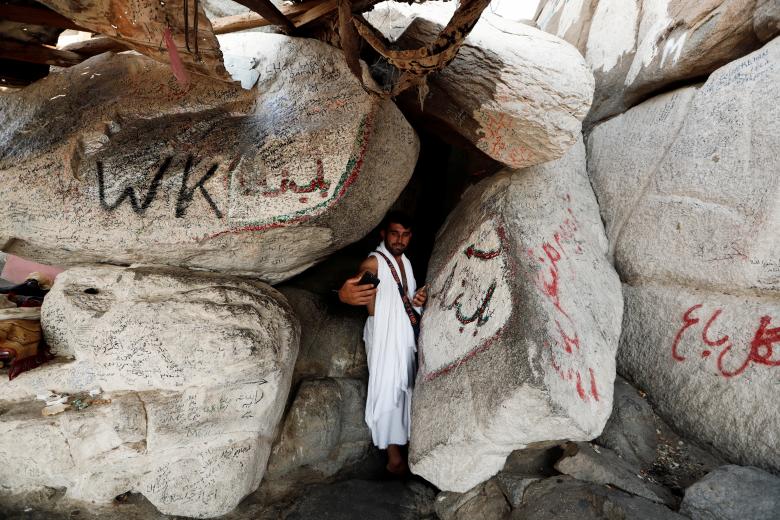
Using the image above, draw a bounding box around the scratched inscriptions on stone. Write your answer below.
[145,438,257,509]
[146,381,270,449]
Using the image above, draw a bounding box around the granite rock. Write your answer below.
[595,376,659,468]
[0,265,299,517]
[680,465,780,520]
[277,287,367,382]
[512,476,686,520]
[264,378,371,483]
[0,34,418,284]
[434,479,510,520]
[536,0,780,125]
[587,40,780,472]
[495,474,541,510]
[596,376,724,491]
[409,138,622,492]
[555,442,676,505]
[365,3,593,169]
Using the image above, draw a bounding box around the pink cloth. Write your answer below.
[1,255,64,284]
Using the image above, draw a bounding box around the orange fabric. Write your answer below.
[0,319,50,380]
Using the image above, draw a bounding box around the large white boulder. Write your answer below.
[0,265,299,517]
[365,2,593,169]
[536,0,780,125]
[409,138,623,492]
[0,34,418,284]
[587,40,780,471]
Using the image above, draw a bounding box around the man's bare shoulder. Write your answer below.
[360,255,378,274]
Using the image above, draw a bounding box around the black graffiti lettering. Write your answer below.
[97,157,171,215]
[96,155,222,218]
[176,156,222,218]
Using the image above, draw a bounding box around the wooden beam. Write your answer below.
[0,4,89,31]
[15,0,338,69]
[63,0,337,57]
[211,12,270,33]
[351,0,385,12]
[228,0,295,32]
[211,0,336,33]
[61,36,128,57]
[292,0,337,27]
[0,39,83,67]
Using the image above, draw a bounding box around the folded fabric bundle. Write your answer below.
[0,308,53,380]
[0,275,51,297]
[7,294,44,307]
[0,307,42,320]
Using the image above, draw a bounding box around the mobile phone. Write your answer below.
[358,272,380,288]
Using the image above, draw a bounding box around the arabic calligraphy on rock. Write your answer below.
[672,304,780,378]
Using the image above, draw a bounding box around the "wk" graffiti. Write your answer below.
[672,304,780,377]
[96,155,222,218]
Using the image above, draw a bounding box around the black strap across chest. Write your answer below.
[375,251,419,327]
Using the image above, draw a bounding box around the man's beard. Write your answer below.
[385,240,406,256]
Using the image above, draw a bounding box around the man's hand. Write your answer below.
[338,271,378,306]
[412,285,428,307]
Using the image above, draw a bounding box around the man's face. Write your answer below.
[381,222,412,256]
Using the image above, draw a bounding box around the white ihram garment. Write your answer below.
[363,242,419,449]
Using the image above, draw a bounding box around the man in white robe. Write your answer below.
[338,211,426,474]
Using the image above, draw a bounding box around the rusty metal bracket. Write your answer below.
[340,0,490,97]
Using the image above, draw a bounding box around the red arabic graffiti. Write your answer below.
[528,194,598,402]
[260,159,330,200]
[464,244,502,260]
[672,304,780,377]
[477,112,531,165]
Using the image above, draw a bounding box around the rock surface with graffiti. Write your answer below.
[0,265,299,517]
[535,0,780,125]
[0,34,418,284]
[409,138,623,492]
[365,3,593,169]
[588,40,780,471]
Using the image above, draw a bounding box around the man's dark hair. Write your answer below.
[382,210,413,232]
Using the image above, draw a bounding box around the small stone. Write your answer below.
[41,403,69,416]
[555,442,676,506]
[513,476,686,519]
[681,465,780,520]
